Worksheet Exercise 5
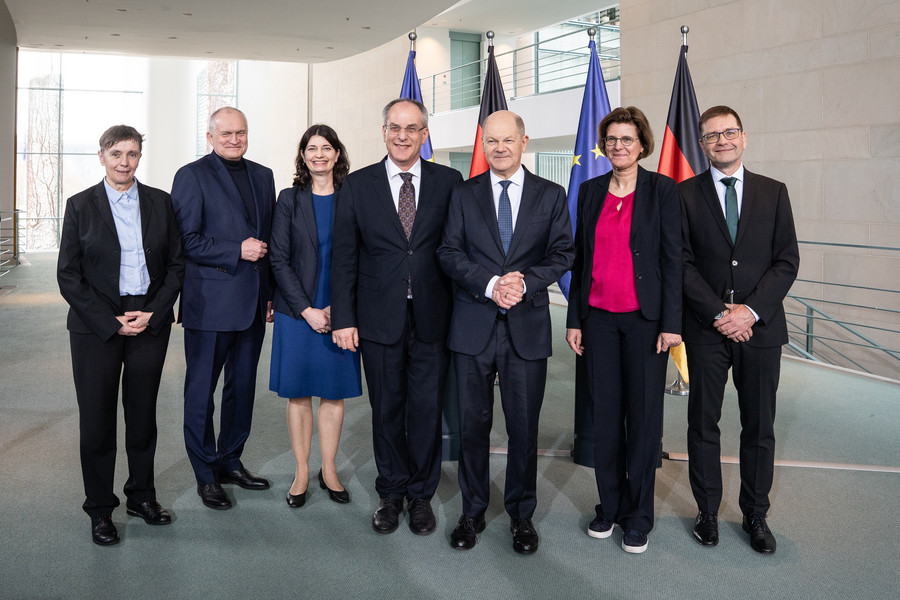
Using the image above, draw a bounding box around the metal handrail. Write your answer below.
[0,210,20,277]
[784,240,900,378]
[419,24,620,114]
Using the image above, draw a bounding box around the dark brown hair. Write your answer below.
[99,125,144,152]
[698,105,744,134]
[292,124,350,189]
[597,106,654,158]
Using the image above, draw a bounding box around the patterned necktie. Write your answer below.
[721,176,738,243]
[398,172,416,240]
[398,172,415,297]
[498,180,513,254]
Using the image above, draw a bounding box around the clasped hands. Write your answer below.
[715,303,755,343]
[116,311,152,336]
[303,305,331,335]
[492,271,525,310]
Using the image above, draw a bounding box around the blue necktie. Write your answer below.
[721,176,738,243]
[498,180,513,254]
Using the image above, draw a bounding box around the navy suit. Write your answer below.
[58,180,184,517]
[331,158,462,500]
[680,167,799,516]
[565,166,682,533]
[172,152,275,484]
[437,168,573,520]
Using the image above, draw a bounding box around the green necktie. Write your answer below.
[721,176,738,242]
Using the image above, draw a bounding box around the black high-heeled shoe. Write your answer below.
[286,478,307,508]
[318,469,350,504]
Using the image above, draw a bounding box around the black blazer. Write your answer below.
[679,168,799,347]
[270,185,335,319]
[57,180,185,341]
[566,166,682,335]
[330,158,463,345]
[437,167,574,360]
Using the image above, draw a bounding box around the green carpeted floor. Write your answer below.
[1,253,898,600]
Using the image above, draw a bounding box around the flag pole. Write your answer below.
[665,23,692,398]
[409,31,416,51]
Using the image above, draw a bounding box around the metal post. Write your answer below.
[806,305,815,356]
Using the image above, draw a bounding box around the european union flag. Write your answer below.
[558,39,612,299]
[399,50,434,162]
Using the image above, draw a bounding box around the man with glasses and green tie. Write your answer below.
[679,105,799,555]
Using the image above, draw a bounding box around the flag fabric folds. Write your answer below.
[399,49,434,162]
[558,39,613,299]
[657,43,708,383]
[468,46,508,178]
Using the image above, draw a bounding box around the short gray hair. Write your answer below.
[381,98,428,129]
[208,106,247,134]
[99,125,144,152]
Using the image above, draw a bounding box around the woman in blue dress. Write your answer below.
[270,124,361,508]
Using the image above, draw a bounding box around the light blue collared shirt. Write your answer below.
[103,178,150,296]
[485,166,527,298]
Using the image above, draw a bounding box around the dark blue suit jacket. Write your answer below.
[172,152,275,331]
[270,185,333,319]
[331,158,462,345]
[437,167,574,360]
[57,180,185,341]
[566,166,683,335]
[680,168,799,347]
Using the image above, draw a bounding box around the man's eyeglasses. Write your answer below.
[700,128,742,145]
[386,124,425,135]
[602,136,637,147]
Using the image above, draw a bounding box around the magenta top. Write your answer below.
[588,190,640,313]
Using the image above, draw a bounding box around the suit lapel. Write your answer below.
[92,181,119,239]
[297,187,319,258]
[584,172,611,260]
[208,153,254,232]
[137,182,153,238]
[734,169,755,247]
[410,162,436,242]
[474,173,504,255]
[373,159,408,240]
[507,169,540,257]
[630,167,652,246]
[699,170,733,245]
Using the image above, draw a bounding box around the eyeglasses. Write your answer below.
[386,124,425,135]
[700,128,742,144]
[603,136,637,147]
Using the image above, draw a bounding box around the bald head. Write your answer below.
[482,110,528,179]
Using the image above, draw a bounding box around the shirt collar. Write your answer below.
[489,165,525,189]
[386,157,421,181]
[103,178,138,204]
[711,164,744,185]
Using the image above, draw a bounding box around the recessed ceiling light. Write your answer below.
[361,26,371,30]
[110,33,120,37]
[168,36,177,40]
[182,13,192,17]
[116,9,127,12]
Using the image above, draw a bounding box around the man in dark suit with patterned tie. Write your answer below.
[680,105,799,554]
[437,110,574,555]
[172,107,276,510]
[331,98,463,536]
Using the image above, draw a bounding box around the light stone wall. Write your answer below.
[0,1,15,217]
[621,0,900,378]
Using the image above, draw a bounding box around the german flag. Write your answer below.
[468,45,508,178]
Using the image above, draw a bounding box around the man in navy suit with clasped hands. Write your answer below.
[172,107,276,510]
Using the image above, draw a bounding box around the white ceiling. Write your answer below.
[4,0,611,63]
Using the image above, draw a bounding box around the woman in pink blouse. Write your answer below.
[565,106,682,554]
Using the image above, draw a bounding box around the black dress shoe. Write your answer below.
[372,498,403,534]
[692,511,719,546]
[286,478,307,508]
[91,516,119,546]
[126,499,172,525]
[510,518,539,555]
[318,469,350,504]
[743,513,777,554]
[219,467,270,490]
[407,498,436,535]
[198,482,232,510]
[450,514,486,550]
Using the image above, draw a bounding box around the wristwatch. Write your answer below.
[714,311,725,321]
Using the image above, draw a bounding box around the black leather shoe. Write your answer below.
[372,498,403,534]
[510,518,539,555]
[692,511,718,546]
[126,499,172,525]
[318,469,350,504]
[407,498,436,535]
[198,482,232,510]
[743,513,777,554]
[450,514,486,550]
[219,467,270,490]
[286,478,307,508]
[91,516,119,546]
